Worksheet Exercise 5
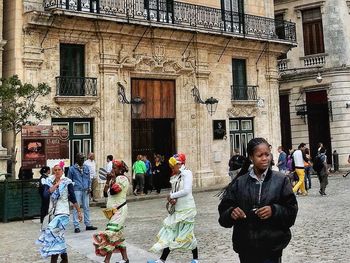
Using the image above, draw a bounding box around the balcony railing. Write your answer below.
[302,53,327,67]
[231,85,257,101]
[43,0,296,43]
[56,76,97,96]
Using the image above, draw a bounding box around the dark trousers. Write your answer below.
[318,172,328,194]
[144,175,152,194]
[239,254,281,263]
[40,197,50,223]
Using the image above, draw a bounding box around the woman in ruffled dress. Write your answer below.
[37,163,82,263]
[148,153,199,263]
[93,160,130,263]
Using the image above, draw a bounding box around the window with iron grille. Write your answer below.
[221,0,244,33]
[59,44,85,96]
[232,58,247,100]
[302,8,325,55]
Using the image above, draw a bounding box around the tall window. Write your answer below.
[229,118,254,157]
[232,58,247,100]
[221,0,244,33]
[275,13,287,59]
[59,44,85,96]
[302,8,324,55]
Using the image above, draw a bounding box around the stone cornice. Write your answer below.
[22,58,44,69]
[54,96,99,106]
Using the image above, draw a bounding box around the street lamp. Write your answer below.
[117,82,144,115]
[191,86,219,116]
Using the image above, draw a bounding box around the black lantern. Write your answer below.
[117,82,144,115]
[191,86,219,116]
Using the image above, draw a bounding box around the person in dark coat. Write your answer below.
[218,137,298,263]
[39,166,51,223]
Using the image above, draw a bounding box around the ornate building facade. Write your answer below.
[2,0,295,188]
[275,0,350,169]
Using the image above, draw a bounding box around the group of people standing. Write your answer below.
[132,154,168,196]
[276,142,329,196]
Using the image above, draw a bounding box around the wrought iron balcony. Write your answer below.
[56,76,97,96]
[43,0,296,44]
[231,85,257,101]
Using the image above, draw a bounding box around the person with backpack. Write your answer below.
[228,149,245,181]
[315,147,329,196]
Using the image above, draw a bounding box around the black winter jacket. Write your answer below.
[218,169,298,257]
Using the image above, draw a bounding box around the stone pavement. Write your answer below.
[1,173,350,263]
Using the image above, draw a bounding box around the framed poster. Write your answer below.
[213,120,226,140]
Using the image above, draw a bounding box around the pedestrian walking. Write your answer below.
[132,155,147,195]
[292,143,308,196]
[106,155,114,173]
[143,155,153,194]
[84,152,98,202]
[304,148,312,190]
[68,152,98,233]
[93,160,130,263]
[37,163,82,262]
[316,147,329,195]
[147,153,199,263]
[277,146,287,174]
[38,166,51,223]
[218,137,298,263]
[343,154,350,177]
[153,154,165,194]
[228,148,245,181]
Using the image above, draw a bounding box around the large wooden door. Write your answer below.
[131,79,176,188]
[131,79,175,119]
[306,90,332,161]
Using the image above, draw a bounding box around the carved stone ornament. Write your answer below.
[227,105,259,118]
[48,106,101,118]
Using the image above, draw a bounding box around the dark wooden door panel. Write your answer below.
[132,79,175,119]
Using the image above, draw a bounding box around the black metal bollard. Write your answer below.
[333,150,339,172]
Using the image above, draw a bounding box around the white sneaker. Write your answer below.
[147,260,164,263]
[116,260,129,263]
[190,260,199,263]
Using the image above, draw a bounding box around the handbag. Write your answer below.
[102,202,126,220]
[166,174,182,215]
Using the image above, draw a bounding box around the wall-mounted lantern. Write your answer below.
[117,82,144,115]
[191,86,218,116]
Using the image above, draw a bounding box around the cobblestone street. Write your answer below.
[1,174,350,263]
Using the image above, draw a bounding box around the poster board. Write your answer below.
[21,125,70,169]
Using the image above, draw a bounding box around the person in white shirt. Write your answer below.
[84,152,98,202]
[106,155,113,173]
[292,143,308,196]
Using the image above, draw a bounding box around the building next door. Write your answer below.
[306,90,332,161]
[131,79,176,189]
[52,118,93,166]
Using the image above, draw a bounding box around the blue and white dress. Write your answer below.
[36,175,77,257]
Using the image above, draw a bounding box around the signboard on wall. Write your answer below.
[21,125,70,169]
[213,120,226,140]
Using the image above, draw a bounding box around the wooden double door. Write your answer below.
[131,79,176,188]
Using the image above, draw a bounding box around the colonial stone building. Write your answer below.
[275,0,350,169]
[2,0,295,188]
[0,0,9,173]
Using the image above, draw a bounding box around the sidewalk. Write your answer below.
[65,228,175,263]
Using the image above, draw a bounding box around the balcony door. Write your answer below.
[232,58,247,100]
[221,0,244,33]
[59,44,85,96]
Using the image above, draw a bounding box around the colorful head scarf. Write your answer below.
[169,153,186,167]
[112,160,129,173]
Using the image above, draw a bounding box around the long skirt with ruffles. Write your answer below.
[93,205,128,256]
[150,207,197,253]
[37,214,69,257]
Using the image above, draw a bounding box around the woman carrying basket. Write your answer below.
[93,160,130,263]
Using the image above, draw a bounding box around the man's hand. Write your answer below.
[78,211,83,222]
[256,206,272,220]
[231,207,247,220]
